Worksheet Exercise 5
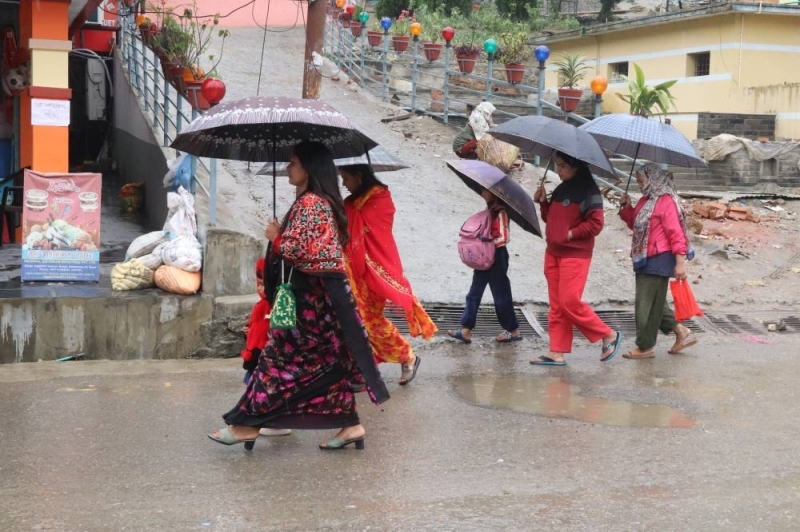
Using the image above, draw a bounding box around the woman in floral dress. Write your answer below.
[209,142,389,451]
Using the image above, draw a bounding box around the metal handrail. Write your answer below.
[324,21,640,192]
[117,9,218,222]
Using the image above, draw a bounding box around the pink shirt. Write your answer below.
[619,195,688,257]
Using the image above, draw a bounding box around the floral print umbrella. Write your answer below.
[170,96,378,163]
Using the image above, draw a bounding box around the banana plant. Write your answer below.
[616,63,677,116]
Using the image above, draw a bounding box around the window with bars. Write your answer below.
[687,52,710,77]
[608,62,629,82]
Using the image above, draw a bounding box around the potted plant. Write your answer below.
[496,32,528,84]
[453,30,480,74]
[338,10,352,28]
[391,10,412,53]
[156,16,191,84]
[366,20,383,47]
[176,5,230,109]
[350,5,365,37]
[553,52,589,112]
[420,11,444,62]
[616,63,677,116]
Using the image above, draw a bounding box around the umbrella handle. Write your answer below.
[537,154,553,189]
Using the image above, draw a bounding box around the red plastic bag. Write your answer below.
[670,279,703,322]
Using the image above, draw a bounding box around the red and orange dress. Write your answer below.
[344,185,437,366]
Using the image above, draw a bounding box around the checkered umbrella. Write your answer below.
[579,113,706,192]
[256,145,408,176]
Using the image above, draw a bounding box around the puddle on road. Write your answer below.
[453,374,697,428]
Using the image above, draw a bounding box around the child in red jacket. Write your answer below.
[531,152,622,366]
[241,258,270,373]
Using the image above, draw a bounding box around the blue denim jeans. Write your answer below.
[460,246,519,332]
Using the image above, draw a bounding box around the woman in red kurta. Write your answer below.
[531,152,622,366]
[340,164,436,385]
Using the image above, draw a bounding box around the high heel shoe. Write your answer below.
[318,436,365,450]
[208,427,257,450]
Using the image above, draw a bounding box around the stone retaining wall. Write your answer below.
[697,113,776,141]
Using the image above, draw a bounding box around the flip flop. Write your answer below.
[623,349,655,359]
[447,330,472,344]
[495,331,523,343]
[399,356,421,386]
[668,334,698,354]
[530,356,567,366]
[600,331,623,362]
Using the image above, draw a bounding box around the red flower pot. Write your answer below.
[456,51,479,74]
[422,43,444,62]
[350,25,363,37]
[558,88,583,113]
[504,63,525,84]
[392,36,410,53]
[367,31,383,47]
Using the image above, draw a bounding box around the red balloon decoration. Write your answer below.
[201,77,226,106]
[441,27,455,42]
[345,5,355,15]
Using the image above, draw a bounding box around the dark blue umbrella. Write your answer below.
[447,159,542,238]
[488,115,617,180]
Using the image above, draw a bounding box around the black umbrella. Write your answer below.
[170,96,378,217]
[446,159,542,237]
[488,115,617,188]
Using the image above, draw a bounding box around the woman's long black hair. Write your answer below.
[339,164,386,199]
[555,151,593,182]
[293,141,349,246]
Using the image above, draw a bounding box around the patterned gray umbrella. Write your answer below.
[488,116,617,180]
[579,114,706,168]
[256,145,408,176]
[447,159,542,237]
[579,113,706,192]
[170,96,378,162]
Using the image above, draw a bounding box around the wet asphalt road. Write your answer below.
[2,332,800,531]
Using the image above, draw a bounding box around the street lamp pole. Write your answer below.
[590,76,608,119]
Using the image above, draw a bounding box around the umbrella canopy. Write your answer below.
[170,96,378,162]
[446,159,542,237]
[488,116,617,179]
[578,114,706,168]
[256,145,408,176]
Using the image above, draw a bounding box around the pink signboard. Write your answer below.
[21,170,102,282]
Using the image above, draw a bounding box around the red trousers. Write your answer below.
[544,252,612,353]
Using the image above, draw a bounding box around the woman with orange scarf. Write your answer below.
[340,164,437,385]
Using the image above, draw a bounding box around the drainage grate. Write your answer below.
[385,304,542,338]
[703,313,764,335]
[534,309,705,338]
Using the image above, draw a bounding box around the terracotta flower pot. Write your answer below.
[184,79,210,110]
[392,35,410,53]
[367,31,383,47]
[558,87,583,113]
[350,25,363,37]
[504,63,525,84]
[422,43,443,62]
[456,51,479,74]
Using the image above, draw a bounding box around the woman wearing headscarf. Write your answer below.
[209,142,389,451]
[531,152,622,366]
[340,164,436,385]
[452,102,496,159]
[618,163,698,359]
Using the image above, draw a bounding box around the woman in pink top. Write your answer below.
[619,163,698,359]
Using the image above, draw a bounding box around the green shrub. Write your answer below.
[495,0,539,22]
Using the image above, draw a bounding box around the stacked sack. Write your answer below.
[112,186,203,295]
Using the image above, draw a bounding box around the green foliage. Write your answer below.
[598,0,621,21]
[175,3,230,80]
[552,52,589,88]
[616,63,678,116]
[495,0,539,22]
[375,0,407,18]
[414,5,444,42]
[496,31,529,64]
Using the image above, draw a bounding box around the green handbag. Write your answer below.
[270,262,296,330]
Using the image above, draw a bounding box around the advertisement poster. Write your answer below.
[21,170,102,282]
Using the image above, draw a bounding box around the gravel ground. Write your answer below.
[207,26,800,309]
